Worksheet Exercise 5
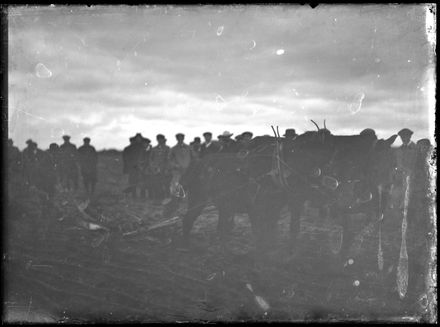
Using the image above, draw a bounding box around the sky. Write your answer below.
[8,4,436,150]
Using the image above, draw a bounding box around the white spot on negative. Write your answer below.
[276,49,285,55]
[35,63,52,78]
[216,26,224,36]
[249,40,256,50]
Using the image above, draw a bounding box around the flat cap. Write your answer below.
[398,128,413,137]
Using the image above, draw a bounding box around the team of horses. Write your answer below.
[177,121,398,260]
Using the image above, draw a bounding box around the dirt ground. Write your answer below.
[3,152,435,323]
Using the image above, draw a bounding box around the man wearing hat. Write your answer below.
[122,133,148,199]
[200,132,221,158]
[189,137,202,160]
[283,128,298,140]
[149,134,171,201]
[395,128,417,176]
[218,131,237,153]
[169,133,192,197]
[78,137,98,196]
[236,131,253,151]
[391,128,417,211]
[59,135,79,192]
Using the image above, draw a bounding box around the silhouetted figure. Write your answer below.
[78,137,98,196]
[200,132,221,158]
[22,139,41,187]
[48,143,61,187]
[169,133,192,197]
[59,135,79,191]
[218,131,238,153]
[34,146,58,200]
[139,137,152,199]
[122,133,147,199]
[395,128,417,176]
[7,139,21,175]
[189,137,202,160]
[283,128,298,140]
[122,137,135,175]
[237,131,253,150]
[149,134,171,201]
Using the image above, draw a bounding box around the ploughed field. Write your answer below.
[4,152,432,323]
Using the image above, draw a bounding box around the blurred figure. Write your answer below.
[169,133,192,197]
[395,128,417,177]
[189,137,202,160]
[149,134,171,201]
[218,131,237,153]
[200,132,221,157]
[122,137,135,175]
[7,139,21,175]
[238,131,253,150]
[78,137,98,196]
[22,139,41,187]
[283,128,298,140]
[59,135,79,192]
[122,133,146,199]
[48,143,61,188]
[34,145,59,200]
[139,137,152,199]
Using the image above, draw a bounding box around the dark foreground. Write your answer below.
[3,152,435,323]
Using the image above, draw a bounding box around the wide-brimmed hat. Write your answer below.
[133,133,143,139]
[218,131,233,138]
[83,137,91,142]
[241,131,253,138]
[62,135,71,140]
[203,132,212,137]
[283,129,297,137]
[26,139,33,145]
[398,128,413,137]
[156,134,166,140]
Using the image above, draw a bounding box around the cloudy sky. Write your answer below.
[8,4,435,150]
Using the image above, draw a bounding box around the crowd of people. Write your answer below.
[6,127,433,206]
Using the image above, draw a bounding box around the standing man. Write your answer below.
[149,134,171,202]
[48,143,61,189]
[59,135,79,192]
[395,128,417,177]
[139,137,152,199]
[22,140,40,187]
[122,133,145,199]
[169,133,192,197]
[238,131,253,150]
[78,137,98,196]
[189,137,202,160]
[217,131,237,153]
[200,132,221,158]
